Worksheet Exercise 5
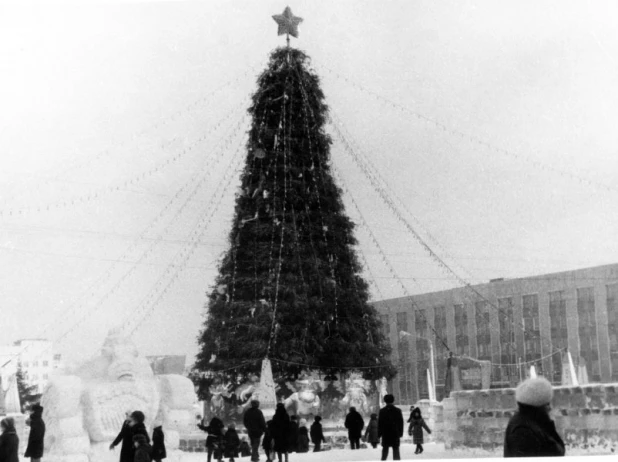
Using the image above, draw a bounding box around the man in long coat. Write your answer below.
[378,394,403,461]
[243,400,267,462]
[25,404,46,462]
[344,407,365,450]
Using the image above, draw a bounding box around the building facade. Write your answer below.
[373,263,618,405]
[0,339,62,394]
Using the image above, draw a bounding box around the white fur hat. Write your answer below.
[515,377,553,407]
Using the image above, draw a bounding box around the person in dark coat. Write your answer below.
[133,435,152,462]
[344,407,365,450]
[504,377,565,457]
[296,420,309,453]
[25,404,45,462]
[239,439,251,458]
[151,423,166,462]
[243,400,267,462]
[0,417,19,462]
[378,394,404,461]
[309,416,325,453]
[110,411,134,462]
[198,417,224,462]
[270,404,290,462]
[287,416,299,454]
[262,420,274,462]
[364,414,380,449]
[407,407,431,454]
[223,424,240,462]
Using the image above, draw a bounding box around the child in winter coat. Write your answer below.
[262,420,274,462]
[407,407,431,454]
[151,422,166,462]
[223,424,240,462]
[364,414,380,449]
[309,416,326,453]
[238,438,251,458]
[133,434,152,462]
[0,417,19,462]
[297,419,309,453]
[198,417,224,462]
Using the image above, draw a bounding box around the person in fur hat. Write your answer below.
[407,407,431,454]
[504,377,565,457]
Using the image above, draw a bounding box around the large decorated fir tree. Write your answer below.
[194,13,396,394]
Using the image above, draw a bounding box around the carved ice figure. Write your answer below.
[283,374,321,417]
[340,373,370,415]
[41,329,196,462]
[208,379,233,415]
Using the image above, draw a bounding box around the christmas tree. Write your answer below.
[16,365,41,412]
[194,10,396,393]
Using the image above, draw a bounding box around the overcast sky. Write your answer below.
[1,0,618,365]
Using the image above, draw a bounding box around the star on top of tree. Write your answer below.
[272,6,303,39]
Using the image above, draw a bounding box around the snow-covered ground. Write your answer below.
[176,442,614,462]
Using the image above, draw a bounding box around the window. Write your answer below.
[43,361,49,367]
[522,294,541,365]
[454,304,469,356]
[607,284,618,380]
[43,374,49,380]
[433,306,448,400]
[53,354,61,361]
[415,309,429,400]
[475,301,491,360]
[31,374,38,380]
[22,362,29,368]
[32,361,38,367]
[549,291,568,384]
[380,315,390,337]
[577,287,600,381]
[396,312,413,404]
[498,297,517,385]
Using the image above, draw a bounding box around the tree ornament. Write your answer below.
[217,284,228,295]
[263,190,270,199]
[254,148,266,159]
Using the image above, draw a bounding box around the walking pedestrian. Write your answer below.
[262,420,274,462]
[110,411,134,462]
[224,424,240,462]
[243,400,267,462]
[198,417,225,462]
[344,407,365,450]
[0,417,19,462]
[151,422,166,462]
[25,404,45,462]
[132,435,152,462]
[271,404,290,462]
[407,407,431,454]
[309,416,325,453]
[296,420,309,453]
[364,414,379,449]
[239,438,251,458]
[378,394,403,461]
[504,377,565,457]
[287,416,299,454]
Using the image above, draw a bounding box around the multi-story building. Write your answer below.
[373,263,618,405]
[0,339,62,394]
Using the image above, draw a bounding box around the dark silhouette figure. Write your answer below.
[378,394,403,461]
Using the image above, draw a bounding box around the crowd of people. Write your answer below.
[0,377,566,462]
[201,394,425,462]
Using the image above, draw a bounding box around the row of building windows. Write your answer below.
[21,360,51,368]
[380,283,618,400]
